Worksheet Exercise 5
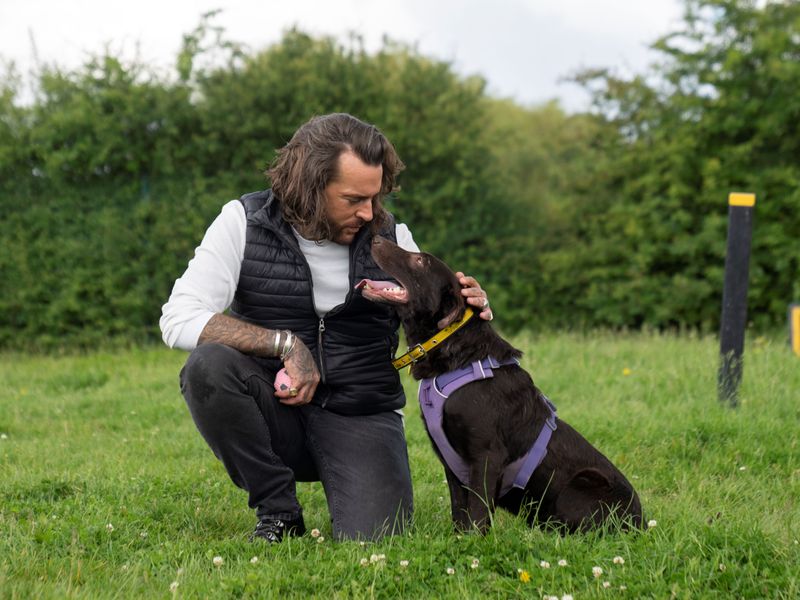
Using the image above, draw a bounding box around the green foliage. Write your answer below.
[0,22,522,349]
[566,0,800,330]
[1,1,799,349]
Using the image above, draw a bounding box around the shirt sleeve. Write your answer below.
[395,223,420,252]
[159,200,246,351]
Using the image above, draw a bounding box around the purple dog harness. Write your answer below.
[418,356,558,498]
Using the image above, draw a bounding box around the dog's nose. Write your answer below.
[372,236,382,246]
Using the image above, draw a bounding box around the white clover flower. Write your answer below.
[360,558,369,567]
[106,523,114,532]
[400,560,409,568]
[310,528,321,538]
[212,556,223,567]
[545,596,559,600]
[471,558,480,569]
[250,556,259,564]
[648,519,658,528]
[169,581,179,592]
[592,566,603,578]
[316,536,325,544]
[121,564,129,571]
[0,433,8,440]
[139,531,148,539]
[613,556,625,565]
[719,563,726,572]
[446,567,455,575]
[558,559,568,567]
[603,581,611,588]
[619,585,627,591]
[540,560,550,569]
[562,595,574,600]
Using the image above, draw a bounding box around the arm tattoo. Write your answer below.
[198,313,281,358]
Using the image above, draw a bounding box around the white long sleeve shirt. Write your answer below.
[159,199,419,351]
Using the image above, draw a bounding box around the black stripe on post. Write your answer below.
[718,192,756,407]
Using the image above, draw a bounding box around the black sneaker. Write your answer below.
[250,515,306,543]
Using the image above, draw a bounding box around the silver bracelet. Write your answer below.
[272,331,283,356]
[280,332,296,361]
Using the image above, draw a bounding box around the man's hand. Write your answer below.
[455,272,493,321]
[274,337,320,406]
[198,314,321,406]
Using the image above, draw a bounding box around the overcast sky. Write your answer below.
[0,0,685,112]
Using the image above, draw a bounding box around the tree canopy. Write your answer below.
[1,0,797,350]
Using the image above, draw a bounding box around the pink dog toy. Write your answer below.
[274,368,293,392]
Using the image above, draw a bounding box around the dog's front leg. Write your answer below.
[465,455,504,534]
[443,467,472,532]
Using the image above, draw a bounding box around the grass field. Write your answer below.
[1,331,798,598]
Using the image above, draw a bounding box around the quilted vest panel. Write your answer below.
[230,190,404,415]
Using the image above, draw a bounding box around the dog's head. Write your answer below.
[356,236,467,338]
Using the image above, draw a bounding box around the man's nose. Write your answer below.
[356,200,373,222]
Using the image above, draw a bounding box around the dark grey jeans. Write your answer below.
[179,343,413,540]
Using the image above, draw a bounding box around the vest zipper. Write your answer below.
[317,317,327,382]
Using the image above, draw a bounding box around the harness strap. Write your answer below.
[419,356,557,497]
[502,395,557,495]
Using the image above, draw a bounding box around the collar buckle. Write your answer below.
[409,343,427,364]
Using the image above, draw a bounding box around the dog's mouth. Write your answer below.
[355,279,408,304]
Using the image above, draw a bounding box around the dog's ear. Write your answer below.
[436,279,466,329]
[437,305,463,330]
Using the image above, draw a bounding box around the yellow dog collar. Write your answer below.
[392,307,475,370]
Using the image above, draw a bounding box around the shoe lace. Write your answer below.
[254,518,284,542]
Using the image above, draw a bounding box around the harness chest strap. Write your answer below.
[418,356,558,497]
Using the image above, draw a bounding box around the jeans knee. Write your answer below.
[180,343,241,409]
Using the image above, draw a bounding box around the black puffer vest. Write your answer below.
[230,190,404,415]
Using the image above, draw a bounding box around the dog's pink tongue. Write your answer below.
[355,279,396,290]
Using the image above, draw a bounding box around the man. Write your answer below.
[160,113,493,542]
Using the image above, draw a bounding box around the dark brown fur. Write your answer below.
[362,236,643,534]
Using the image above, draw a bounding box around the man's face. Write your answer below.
[324,151,382,245]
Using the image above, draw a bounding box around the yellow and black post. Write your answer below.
[790,304,800,357]
[717,192,756,406]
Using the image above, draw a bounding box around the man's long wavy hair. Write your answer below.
[268,113,405,241]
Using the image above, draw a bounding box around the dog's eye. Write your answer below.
[415,255,427,267]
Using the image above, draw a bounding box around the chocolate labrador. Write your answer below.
[357,236,643,534]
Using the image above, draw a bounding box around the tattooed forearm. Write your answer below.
[198,313,281,357]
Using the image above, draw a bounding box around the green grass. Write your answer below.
[1,332,799,598]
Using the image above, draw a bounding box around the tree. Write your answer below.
[570,0,800,330]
